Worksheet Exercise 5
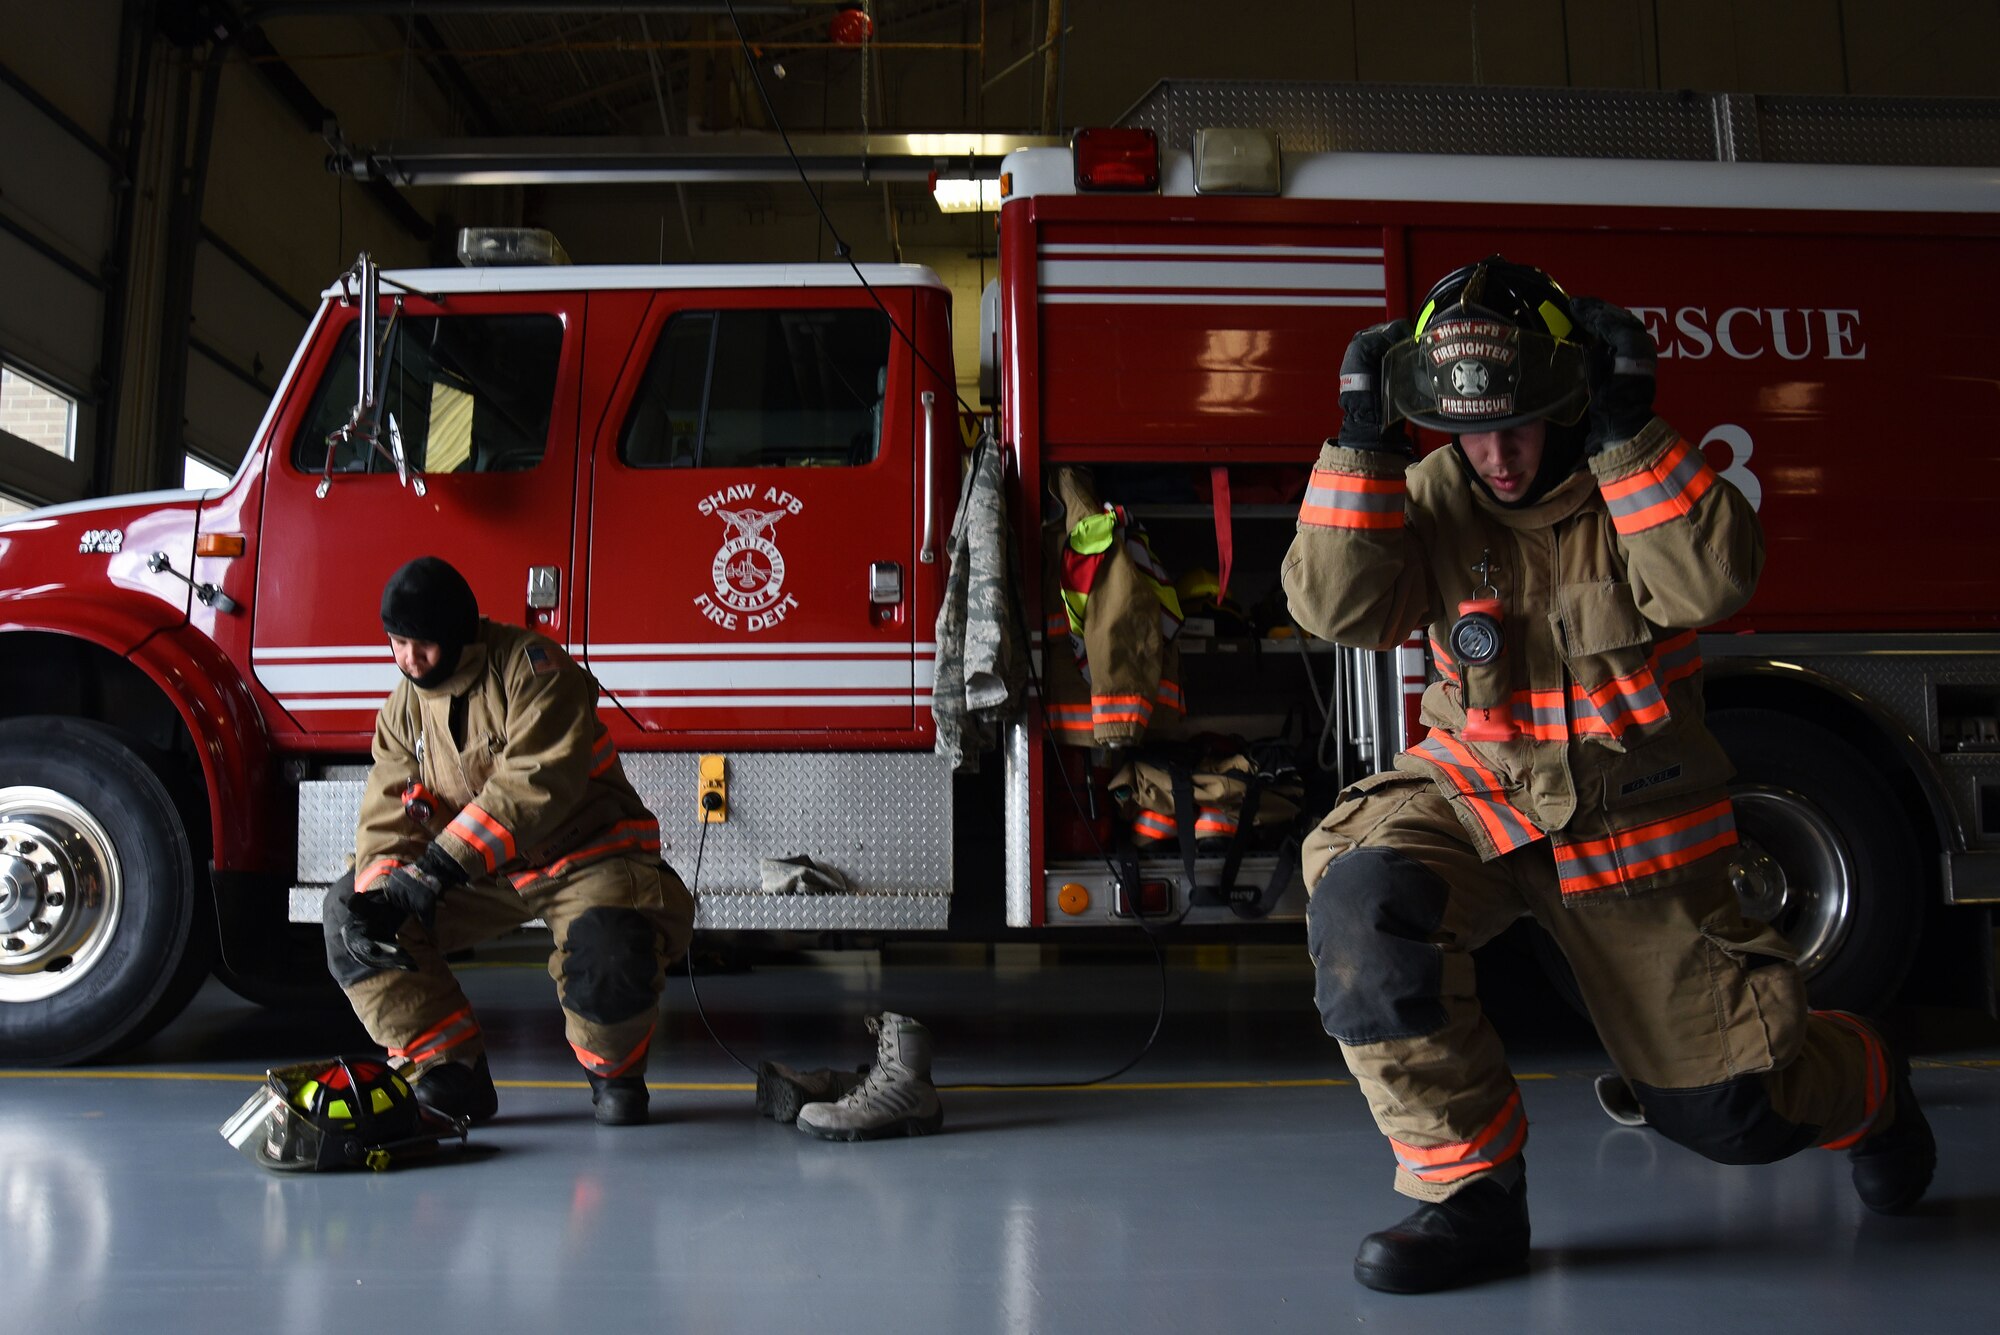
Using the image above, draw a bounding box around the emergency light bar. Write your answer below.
[457,227,571,267]
[1192,127,1282,195]
[1072,127,1159,192]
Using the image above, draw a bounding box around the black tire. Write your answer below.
[1706,708,1923,1013]
[0,718,214,1064]
[1528,709,1925,1018]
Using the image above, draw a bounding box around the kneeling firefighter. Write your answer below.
[324,556,695,1127]
[1282,257,1935,1293]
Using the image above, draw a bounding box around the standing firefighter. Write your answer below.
[1283,258,1935,1293]
[324,557,695,1127]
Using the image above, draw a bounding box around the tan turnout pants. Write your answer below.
[330,854,695,1080]
[1304,775,1887,1201]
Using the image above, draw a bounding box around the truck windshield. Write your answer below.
[619,307,891,469]
[292,314,564,475]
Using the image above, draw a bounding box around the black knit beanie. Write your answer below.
[380,556,479,685]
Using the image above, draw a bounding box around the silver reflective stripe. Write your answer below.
[1301,482,1402,515]
[1605,441,1709,522]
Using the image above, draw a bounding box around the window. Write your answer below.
[0,490,35,517]
[292,314,563,476]
[184,455,231,489]
[0,364,77,461]
[620,308,891,469]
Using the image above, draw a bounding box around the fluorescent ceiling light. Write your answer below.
[932,177,1002,213]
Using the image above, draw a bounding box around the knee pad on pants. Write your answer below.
[321,870,379,990]
[1306,846,1450,1045]
[562,906,662,1025]
[1635,1074,1820,1165]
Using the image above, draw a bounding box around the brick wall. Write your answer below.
[0,368,75,458]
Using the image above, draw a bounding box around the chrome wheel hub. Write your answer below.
[0,787,122,1003]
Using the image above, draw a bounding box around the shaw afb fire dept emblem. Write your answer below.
[693,488,806,632]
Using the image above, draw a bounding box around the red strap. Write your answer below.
[1210,465,1234,602]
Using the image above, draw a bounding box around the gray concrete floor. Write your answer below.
[4,942,1997,1334]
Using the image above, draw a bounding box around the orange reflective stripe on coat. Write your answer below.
[1551,798,1737,896]
[1299,467,1406,530]
[1429,633,1460,685]
[1814,1010,1891,1150]
[1409,734,1544,854]
[447,803,518,873]
[1510,685,1570,742]
[509,818,663,891]
[1389,1087,1528,1185]
[356,858,406,893]
[571,1021,654,1078]
[1601,436,1717,535]
[589,734,619,778]
[1132,805,1238,844]
[1092,692,1153,730]
[389,1005,480,1066]
[1044,703,1094,740]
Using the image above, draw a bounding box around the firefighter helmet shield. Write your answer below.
[221,1055,465,1172]
[1383,256,1589,433]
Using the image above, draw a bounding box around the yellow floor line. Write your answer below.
[16,1062,1982,1090]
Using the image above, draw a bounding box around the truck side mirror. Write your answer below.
[316,251,428,499]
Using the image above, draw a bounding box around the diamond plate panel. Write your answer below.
[290,752,953,919]
[1760,95,2000,167]
[693,892,949,931]
[1003,718,1032,927]
[1117,80,2000,166]
[298,779,366,881]
[290,887,948,931]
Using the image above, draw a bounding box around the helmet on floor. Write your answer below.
[1383,255,1590,433]
[220,1055,466,1172]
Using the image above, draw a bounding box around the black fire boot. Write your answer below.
[755,1062,868,1124]
[1850,1051,1936,1215]
[412,1054,499,1126]
[588,1072,651,1126]
[1352,1176,1531,1294]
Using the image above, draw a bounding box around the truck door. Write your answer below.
[583,290,920,735]
[250,292,581,734]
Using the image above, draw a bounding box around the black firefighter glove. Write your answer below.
[1569,297,1657,454]
[378,844,470,931]
[1335,320,1416,456]
[340,889,419,974]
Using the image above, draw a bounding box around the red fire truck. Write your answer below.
[2,85,1996,1064]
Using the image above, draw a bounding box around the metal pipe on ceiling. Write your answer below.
[334,132,1058,185]
[244,2,835,18]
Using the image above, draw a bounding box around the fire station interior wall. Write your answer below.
[0,4,118,508]
[179,17,490,477]
[6,1,2000,506]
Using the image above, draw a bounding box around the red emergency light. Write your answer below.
[1072,127,1159,192]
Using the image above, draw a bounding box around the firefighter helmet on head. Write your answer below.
[1383,256,1589,433]
[220,1055,465,1172]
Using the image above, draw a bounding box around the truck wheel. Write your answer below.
[1706,708,1923,1014]
[1525,708,1924,1019]
[0,718,212,1064]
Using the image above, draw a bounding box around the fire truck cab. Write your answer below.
[2,82,1996,1065]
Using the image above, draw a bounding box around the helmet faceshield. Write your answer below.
[221,1071,339,1172]
[1383,311,1588,434]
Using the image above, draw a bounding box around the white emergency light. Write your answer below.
[456,227,572,266]
[1192,128,1282,195]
